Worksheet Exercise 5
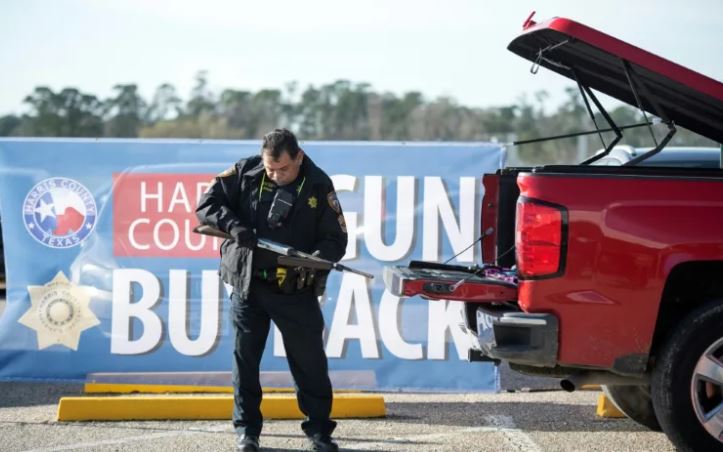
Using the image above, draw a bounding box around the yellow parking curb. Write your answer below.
[83,383,299,394]
[596,393,625,418]
[84,383,233,394]
[57,393,385,421]
[83,383,361,394]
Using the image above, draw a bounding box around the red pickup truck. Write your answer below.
[385,15,723,452]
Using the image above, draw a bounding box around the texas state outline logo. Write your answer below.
[23,177,97,248]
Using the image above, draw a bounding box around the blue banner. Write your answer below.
[0,138,505,391]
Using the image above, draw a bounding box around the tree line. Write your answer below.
[0,72,715,164]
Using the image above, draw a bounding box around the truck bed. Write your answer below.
[532,164,723,179]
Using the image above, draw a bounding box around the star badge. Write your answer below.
[18,271,100,350]
[308,196,318,208]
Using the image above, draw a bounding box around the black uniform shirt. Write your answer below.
[196,155,347,299]
[253,173,304,270]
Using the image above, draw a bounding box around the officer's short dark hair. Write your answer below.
[261,128,301,160]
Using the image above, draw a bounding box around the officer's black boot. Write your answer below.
[236,435,260,452]
[307,433,339,452]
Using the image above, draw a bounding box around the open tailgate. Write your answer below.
[384,261,517,303]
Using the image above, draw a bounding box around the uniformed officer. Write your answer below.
[195,129,348,452]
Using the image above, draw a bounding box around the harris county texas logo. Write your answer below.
[23,177,97,248]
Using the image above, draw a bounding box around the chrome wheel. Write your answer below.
[691,336,723,443]
[652,301,723,451]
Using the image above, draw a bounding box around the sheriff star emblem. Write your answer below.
[18,271,100,350]
[308,196,318,208]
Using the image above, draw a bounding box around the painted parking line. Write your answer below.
[341,426,502,450]
[19,425,229,452]
[19,415,541,451]
[483,415,542,452]
[342,415,541,451]
[20,431,195,452]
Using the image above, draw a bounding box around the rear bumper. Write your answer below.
[382,262,558,367]
[470,307,559,367]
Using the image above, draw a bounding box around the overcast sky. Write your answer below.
[2,0,721,116]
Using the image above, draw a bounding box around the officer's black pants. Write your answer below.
[230,282,336,438]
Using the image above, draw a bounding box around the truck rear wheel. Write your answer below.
[651,300,723,452]
[601,384,661,431]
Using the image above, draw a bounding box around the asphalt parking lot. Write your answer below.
[0,382,676,452]
[0,295,675,451]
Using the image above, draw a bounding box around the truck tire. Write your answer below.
[651,299,723,452]
[601,384,661,431]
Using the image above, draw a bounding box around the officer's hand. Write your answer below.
[230,225,257,249]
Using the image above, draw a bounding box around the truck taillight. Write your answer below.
[515,198,567,278]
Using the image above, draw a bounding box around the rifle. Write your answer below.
[193,225,374,279]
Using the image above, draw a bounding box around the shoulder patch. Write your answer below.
[218,165,237,177]
[337,214,347,233]
[327,191,341,214]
